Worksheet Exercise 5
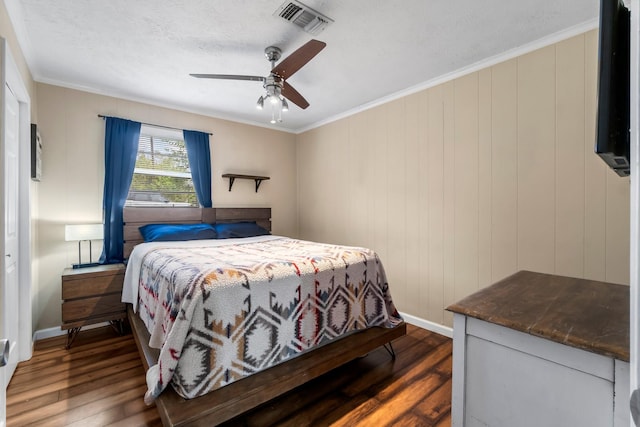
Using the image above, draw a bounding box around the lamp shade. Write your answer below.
[65,224,103,241]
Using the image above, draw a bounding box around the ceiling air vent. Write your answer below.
[274,1,334,35]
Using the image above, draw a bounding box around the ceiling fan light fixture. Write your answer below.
[191,39,325,125]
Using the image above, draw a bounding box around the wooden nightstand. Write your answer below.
[61,263,127,348]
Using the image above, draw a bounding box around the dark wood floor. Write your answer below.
[7,324,452,426]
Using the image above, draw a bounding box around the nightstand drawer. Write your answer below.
[62,293,126,323]
[62,272,125,300]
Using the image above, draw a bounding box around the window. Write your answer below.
[126,125,197,207]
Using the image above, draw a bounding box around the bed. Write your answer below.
[122,206,407,426]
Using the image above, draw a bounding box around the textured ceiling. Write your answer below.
[5,0,599,132]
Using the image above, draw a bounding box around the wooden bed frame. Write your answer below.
[123,206,274,259]
[123,206,407,426]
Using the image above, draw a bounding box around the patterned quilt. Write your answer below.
[124,236,402,403]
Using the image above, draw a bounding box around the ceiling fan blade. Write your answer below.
[271,39,326,79]
[282,81,310,109]
[189,74,265,82]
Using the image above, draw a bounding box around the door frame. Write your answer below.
[630,0,640,424]
[1,37,32,368]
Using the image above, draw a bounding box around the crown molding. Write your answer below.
[295,18,599,134]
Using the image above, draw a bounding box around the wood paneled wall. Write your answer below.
[296,30,630,327]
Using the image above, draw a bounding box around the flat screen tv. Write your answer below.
[595,0,630,177]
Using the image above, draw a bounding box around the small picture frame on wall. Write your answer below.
[31,123,42,181]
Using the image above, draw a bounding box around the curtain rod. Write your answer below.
[97,114,212,136]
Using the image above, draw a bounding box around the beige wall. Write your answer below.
[34,84,297,330]
[296,30,630,327]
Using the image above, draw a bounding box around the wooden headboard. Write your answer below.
[122,207,271,259]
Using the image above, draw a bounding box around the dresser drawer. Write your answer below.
[62,272,125,300]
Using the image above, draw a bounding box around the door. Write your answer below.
[1,82,20,426]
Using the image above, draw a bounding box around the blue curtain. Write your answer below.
[100,117,141,264]
[183,130,212,207]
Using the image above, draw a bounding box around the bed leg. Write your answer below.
[383,342,396,360]
[108,319,125,335]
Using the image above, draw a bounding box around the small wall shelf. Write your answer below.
[222,174,270,192]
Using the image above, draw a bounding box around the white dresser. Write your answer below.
[448,271,629,427]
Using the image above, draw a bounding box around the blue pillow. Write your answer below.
[213,221,270,239]
[139,223,217,242]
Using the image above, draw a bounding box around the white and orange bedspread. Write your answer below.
[122,235,402,403]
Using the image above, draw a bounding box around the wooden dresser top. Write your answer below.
[447,270,629,361]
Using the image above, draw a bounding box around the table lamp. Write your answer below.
[65,224,103,268]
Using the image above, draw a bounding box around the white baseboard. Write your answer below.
[33,316,450,344]
[399,311,453,338]
[33,326,65,342]
[33,322,110,342]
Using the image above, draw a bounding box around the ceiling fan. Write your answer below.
[191,39,326,122]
